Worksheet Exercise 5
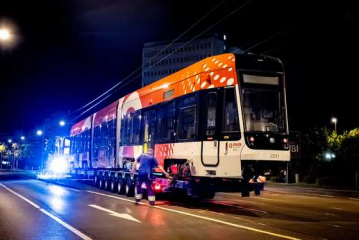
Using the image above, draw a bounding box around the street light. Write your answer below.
[59,120,66,127]
[331,117,338,132]
[20,136,25,141]
[0,20,18,50]
[37,130,43,136]
[0,28,11,41]
[8,139,12,143]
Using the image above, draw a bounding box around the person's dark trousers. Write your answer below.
[135,174,155,203]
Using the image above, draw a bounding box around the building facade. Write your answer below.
[142,33,237,86]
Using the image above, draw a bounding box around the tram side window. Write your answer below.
[69,137,73,154]
[178,94,197,140]
[223,87,240,132]
[94,126,101,149]
[178,106,196,140]
[111,119,116,147]
[74,135,78,153]
[86,130,91,151]
[206,92,217,137]
[120,114,131,145]
[130,111,141,145]
[159,101,176,142]
[106,120,114,147]
[79,133,83,153]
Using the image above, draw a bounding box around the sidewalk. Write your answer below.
[265,181,359,193]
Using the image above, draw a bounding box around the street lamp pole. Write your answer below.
[331,117,338,133]
[37,129,45,169]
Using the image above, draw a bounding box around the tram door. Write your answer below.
[201,91,220,166]
[143,110,156,155]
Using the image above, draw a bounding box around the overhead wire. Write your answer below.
[234,30,283,54]
[72,0,254,116]
[25,0,253,142]
[67,0,228,118]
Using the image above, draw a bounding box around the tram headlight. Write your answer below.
[249,136,255,142]
[282,138,289,150]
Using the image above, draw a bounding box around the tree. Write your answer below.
[327,128,359,186]
[11,142,32,168]
[0,143,7,169]
[298,127,331,183]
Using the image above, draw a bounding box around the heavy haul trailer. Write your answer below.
[69,53,290,198]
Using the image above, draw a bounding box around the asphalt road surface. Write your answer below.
[1,177,358,240]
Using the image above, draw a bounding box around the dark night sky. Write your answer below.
[0,0,357,136]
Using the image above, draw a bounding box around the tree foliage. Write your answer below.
[300,127,359,186]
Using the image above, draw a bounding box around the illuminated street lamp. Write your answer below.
[0,21,18,50]
[0,28,11,41]
[36,130,43,136]
[20,136,25,141]
[59,120,66,127]
[331,117,338,132]
[8,139,12,143]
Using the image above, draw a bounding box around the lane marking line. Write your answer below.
[0,183,41,209]
[305,194,333,198]
[40,209,92,240]
[87,190,301,240]
[331,207,344,211]
[0,183,92,240]
[349,198,359,201]
[210,200,268,214]
[216,196,267,205]
[324,213,336,216]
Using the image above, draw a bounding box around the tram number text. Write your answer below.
[270,154,280,159]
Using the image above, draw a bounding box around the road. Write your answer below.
[1,177,358,240]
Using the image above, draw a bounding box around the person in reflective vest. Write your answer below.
[132,149,169,206]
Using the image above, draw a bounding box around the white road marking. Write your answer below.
[305,194,333,198]
[88,204,141,223]
[324,213,336,216]
[0,183,92,240]
[211,200,268,214]
[0,183,40,209]
[327,224,343,228]
[349,198,359,201]
[216,197,267,205]
[39,209,92,240]
[331,207,344,211]
[251,196,284,202]
[87,191,301,240]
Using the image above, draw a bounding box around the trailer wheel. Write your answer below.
[103,178,108,191]
[117,177,126,195]
[94,175,99,187]
[110,178,117,192]
[99,177,105,189]
[125,178,134,197]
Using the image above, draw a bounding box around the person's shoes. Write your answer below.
[135,199,140,205]
[149,201,155,206]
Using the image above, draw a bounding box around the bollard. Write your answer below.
[295,173,300,183]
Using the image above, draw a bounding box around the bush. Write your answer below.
[269,176,278,182]
[315,177,329,186]
[316,176,343,186]
[302,174,317,184]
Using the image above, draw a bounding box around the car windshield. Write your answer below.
[241,74,287,133]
